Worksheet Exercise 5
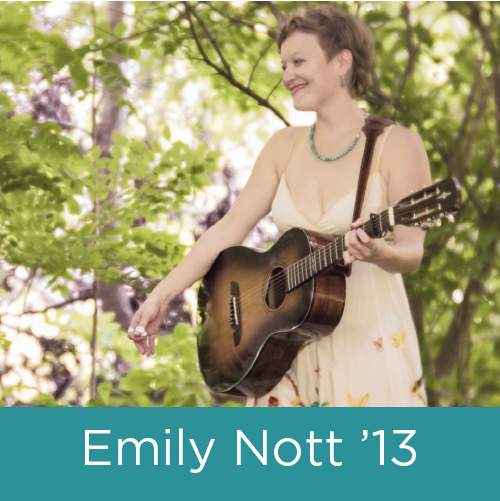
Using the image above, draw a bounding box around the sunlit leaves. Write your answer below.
[1,1,498,408]
[88,323,212,407]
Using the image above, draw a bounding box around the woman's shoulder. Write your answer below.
[262,126,306,173]
[379,124,425,164]
[378,124,429,180]
[379,122,423,153]
[251,126,305,182]
[268,125,306,146]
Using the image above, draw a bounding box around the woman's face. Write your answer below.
[280,31,341,111]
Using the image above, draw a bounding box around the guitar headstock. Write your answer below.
[394,177,462,230]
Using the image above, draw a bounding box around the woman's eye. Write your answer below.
[281,59,304,71]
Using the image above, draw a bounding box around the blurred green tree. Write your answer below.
[0,1,498,406]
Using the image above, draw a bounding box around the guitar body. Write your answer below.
[196,227,346,398]
[196,177,462,399]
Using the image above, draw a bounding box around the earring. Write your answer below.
[341,76,345,88]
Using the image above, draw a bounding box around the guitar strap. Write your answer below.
[339,114,395,277]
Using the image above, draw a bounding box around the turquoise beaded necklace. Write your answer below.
[309,120,364,162]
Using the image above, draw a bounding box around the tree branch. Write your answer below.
[22,289,94,314]
[458,84,489,184]
[367,85,449,163]
[206,2,276,38]
[248,40,274,88]
[462,179,487,222]
[91,14,184,53]
[182,2,289,125]
[185,2,233,76]
[266,76,283,101]
[434,236,498,377]
[465,3,500,138]
[392,2,419,110]
[448,59,482,176]
[264,1,284,25]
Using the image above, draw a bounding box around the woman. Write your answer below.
[127,6,431,407]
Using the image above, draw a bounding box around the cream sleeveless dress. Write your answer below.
[246,125,427,407]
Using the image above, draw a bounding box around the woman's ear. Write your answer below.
[337,49,353,77]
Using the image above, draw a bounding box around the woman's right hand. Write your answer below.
[127,294,169,356]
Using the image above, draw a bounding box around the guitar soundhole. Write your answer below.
[265,267,287,310]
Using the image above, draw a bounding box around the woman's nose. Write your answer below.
[283,68,295,88]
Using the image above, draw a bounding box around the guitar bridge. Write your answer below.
[229,281,242,346]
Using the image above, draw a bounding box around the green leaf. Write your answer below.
[98,381,113,405]
[69,60,88,91]
[205,160,219,173]
[162,126,171,141]
[113,21,127,38]
[109,145,122,159]
[193,143,207,165]
[106,267,123,280]
[145,242,168,257]
[0,331,11,350]
[192,173,210,187]
[112,131,128,147]
[151,139,162,153]
[206,151,222,162]
[54,45,75,70]
[32,394,62,407]
[115,98,137,115]
[66,197,81,215]
[109,86,123,94]
[88,146,101,161]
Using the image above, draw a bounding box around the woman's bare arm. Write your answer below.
[374,126,433,273]
[149,127,295,304]
[128,127,296,355]
[344,126,432,274]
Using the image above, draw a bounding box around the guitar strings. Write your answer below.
[202,186,453,346]
[207,199,445,330]
[229,210,400,315]
[233,212,394,312]
[232,201,433,317]
[208,207,422,330]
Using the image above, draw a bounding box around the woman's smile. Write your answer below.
[291,83,308,95]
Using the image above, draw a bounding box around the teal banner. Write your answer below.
[1,409,497,499]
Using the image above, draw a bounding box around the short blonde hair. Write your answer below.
[277,5,374,97]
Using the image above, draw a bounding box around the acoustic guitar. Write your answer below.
[196,177,461,398]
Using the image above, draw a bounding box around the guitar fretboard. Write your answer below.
[285,209,391,291]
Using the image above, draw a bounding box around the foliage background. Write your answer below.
[0,1,498,407]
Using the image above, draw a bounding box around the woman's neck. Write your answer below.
[314,94,366,136]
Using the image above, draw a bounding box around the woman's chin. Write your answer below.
[290,96,306,110]
[293,102,314,112]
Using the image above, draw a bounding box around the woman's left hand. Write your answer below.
[343,218,389,265]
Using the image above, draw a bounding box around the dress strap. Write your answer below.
[372,124,396,173]
[280,127,303,179]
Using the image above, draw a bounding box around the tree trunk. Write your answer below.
[95,1,134,332]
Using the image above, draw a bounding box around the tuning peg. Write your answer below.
[420,224,429,231]
[445,214,454,223]
[435,218,442,227]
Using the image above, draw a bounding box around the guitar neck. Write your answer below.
[285,208,393,292]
